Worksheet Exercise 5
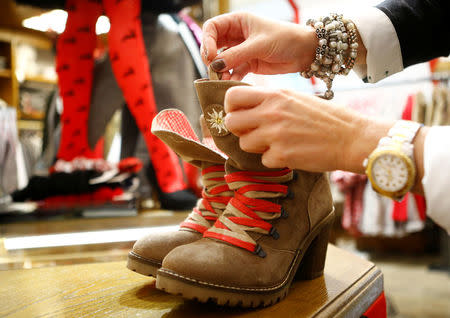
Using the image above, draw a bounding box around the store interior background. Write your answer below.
[0,0,448,317]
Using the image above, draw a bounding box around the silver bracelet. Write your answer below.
[301,14,359,99]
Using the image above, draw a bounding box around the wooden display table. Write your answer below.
[0,245,385,317]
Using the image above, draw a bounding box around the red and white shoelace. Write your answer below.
[204,168,294,257]
[180,165,233,234]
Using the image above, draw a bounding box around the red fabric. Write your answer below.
[362,292,387,318]
[43,186,124,207]
[287,0,300,24]
[56,0,104,160]
[391,95,427,222]
[118,157,143,174]
[414,193,427,220]
[56,0,187,193]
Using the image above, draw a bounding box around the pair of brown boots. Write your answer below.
[127,77,335,308]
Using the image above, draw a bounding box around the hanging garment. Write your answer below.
[0,108,19,195]
[412,91,427,124]
[34,89,62,175]
[331,171,367,236]
[359,185,425,237]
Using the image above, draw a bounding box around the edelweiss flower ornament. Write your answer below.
[204,104,230,136]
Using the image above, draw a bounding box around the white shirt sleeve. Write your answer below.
[346,7,404,83]
[422,126,450,233]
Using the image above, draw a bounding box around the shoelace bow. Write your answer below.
[203,168,293,257]
[180,165,233,233]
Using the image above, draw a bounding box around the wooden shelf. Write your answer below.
[0,245,384,317]
[19,112,45,121]
[0,69,11,78]
[17,119,43,130]
[24,75,56,85]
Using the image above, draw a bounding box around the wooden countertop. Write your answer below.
[0,244,383,317]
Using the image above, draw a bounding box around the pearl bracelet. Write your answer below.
[301,14,359,99]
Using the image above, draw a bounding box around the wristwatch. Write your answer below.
[364,120,423,201]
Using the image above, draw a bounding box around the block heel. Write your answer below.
[295,217,333,280]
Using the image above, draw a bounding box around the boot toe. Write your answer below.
[132,230,202,264]
[160,238,293,289]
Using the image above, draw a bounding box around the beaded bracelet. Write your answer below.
[301,14,359,99]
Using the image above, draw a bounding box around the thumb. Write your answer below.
[210,39,260,73]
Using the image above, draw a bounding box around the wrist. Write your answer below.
[411,126,428,194]
[354,28,367,65]
[297,25,318,72]
[342,115,393,174]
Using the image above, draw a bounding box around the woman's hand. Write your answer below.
[224,86,393,173]
[201,12,318,81]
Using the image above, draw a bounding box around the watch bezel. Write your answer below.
[366,147,416,199]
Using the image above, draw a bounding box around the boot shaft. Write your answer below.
[195,78,334,251]
[195,79,267,171]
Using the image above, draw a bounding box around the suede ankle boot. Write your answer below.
[156,78,335,307]
[127,109,233,276]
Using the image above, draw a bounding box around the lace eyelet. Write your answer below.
[253,244,266,258]
[281,207,289,218]
[286,189,294,199]
[269,227,280,240]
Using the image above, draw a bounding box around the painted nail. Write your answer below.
[211,59,226,72]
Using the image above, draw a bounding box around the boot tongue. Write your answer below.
[195,79,271,171]
[151,108,226,167]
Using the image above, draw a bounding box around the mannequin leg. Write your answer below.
[56,0,103,160]
[103,0,188,194]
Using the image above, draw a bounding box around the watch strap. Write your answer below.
[387,120,423,144]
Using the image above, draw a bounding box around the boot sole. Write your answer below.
[156,209,335,308]
[127,251,161,277]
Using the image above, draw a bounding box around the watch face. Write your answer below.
[372,154,409,192]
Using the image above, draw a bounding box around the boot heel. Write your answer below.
[295,219,332,280]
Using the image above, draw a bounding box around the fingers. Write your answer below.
[202,13,246,64]
[220,70,232,80]
[225,108,260,135]
[224,86,267,113]
[210,40,260,73]
[230,62,252,81]
[239,128,269,154]
[201,23,217,64]
[261,147,287,169]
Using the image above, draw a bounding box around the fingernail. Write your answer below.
[211,59,226,72]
